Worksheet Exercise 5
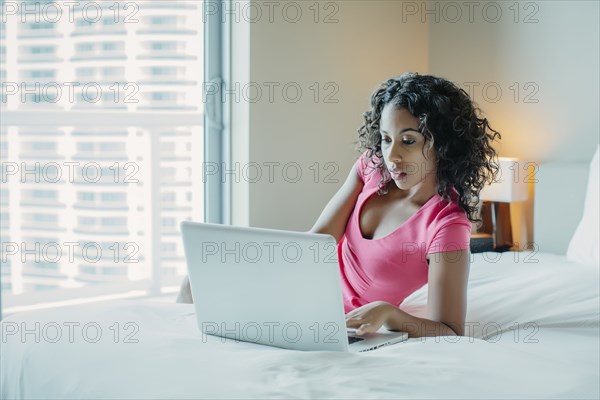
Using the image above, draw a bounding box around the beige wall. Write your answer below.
[231,1,599,243]
[231,1,429,229]
[429,0,599,162]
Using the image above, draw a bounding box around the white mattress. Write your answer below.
[2,252,599,399]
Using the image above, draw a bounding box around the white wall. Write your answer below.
[231,0,599,239]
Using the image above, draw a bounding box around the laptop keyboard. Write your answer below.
[348,336,365,344]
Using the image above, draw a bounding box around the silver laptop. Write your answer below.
[180,221,408,352]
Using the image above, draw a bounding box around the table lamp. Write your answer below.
[479,157,529,252]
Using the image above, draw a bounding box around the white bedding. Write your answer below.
[2,252,599,399]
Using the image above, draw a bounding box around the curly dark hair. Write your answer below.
[357,72,501,225]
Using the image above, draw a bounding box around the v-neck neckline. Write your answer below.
[356,186,439,241]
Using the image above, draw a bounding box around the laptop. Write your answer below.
[180,221,408,352]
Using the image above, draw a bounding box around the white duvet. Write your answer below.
[1,252,599,399]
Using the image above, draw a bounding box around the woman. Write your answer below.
[312,72,500,338]
[178,72,500,339]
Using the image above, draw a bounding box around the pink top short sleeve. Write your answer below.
[338,151,472,313]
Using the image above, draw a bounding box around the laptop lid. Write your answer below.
[180,221,350,352]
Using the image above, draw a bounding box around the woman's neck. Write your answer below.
[386,177,438,207]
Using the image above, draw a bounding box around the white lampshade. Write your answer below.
[480,157,529,202]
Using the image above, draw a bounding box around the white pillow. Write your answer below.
[400,252,599,340]
[567,144,599,265]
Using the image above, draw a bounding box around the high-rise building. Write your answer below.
[0,0,204,301]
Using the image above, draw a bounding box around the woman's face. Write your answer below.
[379,104,437,192]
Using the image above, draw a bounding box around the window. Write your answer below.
[79,192,95,201]
[76,68,95,77]
[161,217,177,228]
[76,43,95,52]
[77,19,94,27]
[77,143,94,152]
[0,189,8,205]
[151,92,178,101]
[101,193,126,202]
[26,261,60,272]
[28,70,55,79]
[0,213,9,229]
[1,0,225,319]
[148,66,180,77]
[161,192,176,202]
[103,67,124,77]
[151,41,176,50]
[29,22,54,31]
[29,46,54,55]
[0,140,7,157]
[151,16,178,25]
[30,190,57,199]
[30,142,56,151]
[102,217,127,227]
[161,242,177,252]
[32,214,57,222]
[102,42,122,52]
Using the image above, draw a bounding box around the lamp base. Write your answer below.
[480,201,514,252]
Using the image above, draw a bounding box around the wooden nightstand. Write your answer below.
[470,233,494,253]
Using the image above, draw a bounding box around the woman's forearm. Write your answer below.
[385,307,460,337]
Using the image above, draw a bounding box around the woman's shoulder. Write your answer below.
[421,192,472,252]
[428,190,470,225]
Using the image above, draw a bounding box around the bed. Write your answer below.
[2,150,599,399]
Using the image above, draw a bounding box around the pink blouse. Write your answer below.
[338,152,472,313]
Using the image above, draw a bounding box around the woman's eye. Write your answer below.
[402,139,415,145]
[381,137,391,144]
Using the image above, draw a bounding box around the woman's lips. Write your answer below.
[390,170,407,180]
